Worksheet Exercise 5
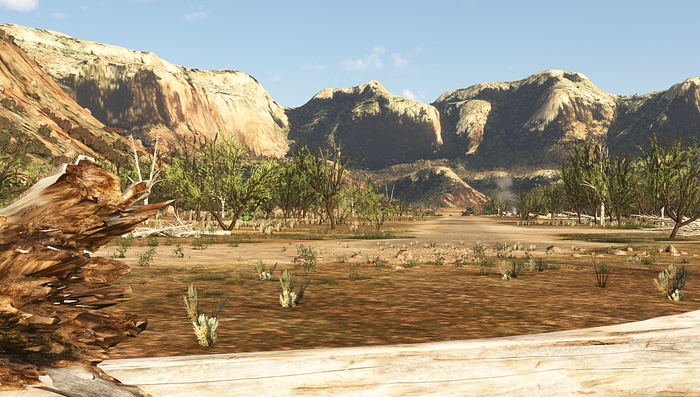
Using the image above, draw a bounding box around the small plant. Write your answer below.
[295,244,318,274]
[527,244,536,252]
[228,236,241,247]
[183,284,228,346]
[404,258,418,268]
[173,243,184,258]
[493,242,512,259]
[165,237,174,246]
[191,238,208,250]
[137,247,157,267]
[654,264,690,301]
[548,261,561,270]
[255,259,277,280]
[431,254,445,266]
[513,242,523,251]
[146,236,159,247]
[279,269,311,307]
[344,242,349,248]
[115,235,133,258]
[592,258,612,288]
[282,246,287,252]
[498,261,511,280]
[335,254,348,263]
[642,250,658,265]
[533,257,547,272]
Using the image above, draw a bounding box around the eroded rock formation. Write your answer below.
[0,156,169,396]
[2,24,290,158]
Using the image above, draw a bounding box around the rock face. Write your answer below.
[287,80,442,169]
[433,70,619,170]
[609,77,700,151]
[2,24,290,157]
[388,166,488,209]
[0,28,134,165]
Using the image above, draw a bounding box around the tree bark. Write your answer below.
[0,156,170,396]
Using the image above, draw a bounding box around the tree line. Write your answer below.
[481,135,700,238]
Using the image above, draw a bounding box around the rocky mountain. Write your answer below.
[3,24,699,186]
[433,70,619,170]
[287,80,442,169]
[433,70,700,171]
[0,28,136,166]
[608,77,700,151]
[1,24,289,158]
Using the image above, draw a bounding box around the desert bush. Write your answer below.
[255,259,277,280]
[183,284,228,346]
[654,264,690,301]
[335,254,347,263]
[279,269,311,307]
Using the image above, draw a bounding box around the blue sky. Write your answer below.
[1,0,698,108]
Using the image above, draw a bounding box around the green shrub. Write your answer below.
[191,238,208,250]
[173,243,184,258]
[295,244,317,274]
[138,247,157,267]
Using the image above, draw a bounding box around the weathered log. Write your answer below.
[0,156,170,396]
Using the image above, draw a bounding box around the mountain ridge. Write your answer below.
[2,24,699,176]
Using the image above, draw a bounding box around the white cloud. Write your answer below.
[0,0,38,12]
[403,89,417,100]
[302,63,327,71]
[185,10,207,20]
[269,71,281,83]
[341,45,385,72]
[391,47,422,72]
[51,12,69,19]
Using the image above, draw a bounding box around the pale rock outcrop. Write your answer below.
[2,24,289,157]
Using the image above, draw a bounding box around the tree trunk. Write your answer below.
[0,156,168,396]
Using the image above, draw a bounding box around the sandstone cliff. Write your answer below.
[433,70,619,170]
[0,28,135,166]
[287,80,442,169]
[2,24,289,157]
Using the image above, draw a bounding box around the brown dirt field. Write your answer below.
[99,215,700,359]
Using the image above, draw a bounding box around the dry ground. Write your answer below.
[98,215,700,359]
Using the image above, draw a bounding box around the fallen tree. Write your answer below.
[0,156,170,396]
